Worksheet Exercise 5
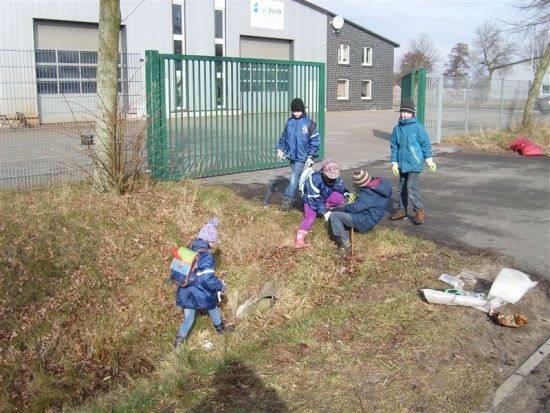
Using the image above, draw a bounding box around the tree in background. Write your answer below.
[471,21,516,102]
[507,0,550,130]
[95,0,123,193]
[397,34,440,81]
[443,43,471,89]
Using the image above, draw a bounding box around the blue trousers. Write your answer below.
[177,306,223,339]
[396,171,424,211]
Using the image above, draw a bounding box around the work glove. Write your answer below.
[305,156,314,168]
[277,149,285,161]
[426,158,437,172]
[391,162,399,177]
[323,211,332,222]
[346,192,357,204]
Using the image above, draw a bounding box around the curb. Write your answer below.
[492,337,550,408]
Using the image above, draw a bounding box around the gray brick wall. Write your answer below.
[326,16,395,112]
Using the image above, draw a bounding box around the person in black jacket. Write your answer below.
[328,170,392,256]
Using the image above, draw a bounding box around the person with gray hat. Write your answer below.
[328,170,392,256]
[276,98,320,212]
[389,97,436,225]
[295,159,349,248]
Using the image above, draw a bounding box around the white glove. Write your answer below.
[277,149,285,161]
[305,156,314,168]
[323,211,332,222]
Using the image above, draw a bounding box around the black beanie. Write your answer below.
[400,97,415,114]
[291,98,305,112]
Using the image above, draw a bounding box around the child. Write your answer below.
[389,97,436,225]
[174,217,231,348]
[276,98,320,212]
[328,170,392,256]
[296,159,348,248]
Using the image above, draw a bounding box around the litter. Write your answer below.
[420,268,538,314]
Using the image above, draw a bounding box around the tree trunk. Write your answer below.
[522,44,550,131]
[95,0,121,192]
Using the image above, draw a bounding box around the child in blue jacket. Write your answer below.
[296,159,348,248]
[328,170,392,256]
[276,98,320,212]
[174,217,231,347]
[389,97,436,225]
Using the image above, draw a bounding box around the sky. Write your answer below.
[307,0,525,73]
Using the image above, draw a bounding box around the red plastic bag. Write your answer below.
[509,136,530,151]
[520,143,545,156]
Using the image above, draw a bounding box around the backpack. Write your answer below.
[299,167,314,194]
[167,246,206,288]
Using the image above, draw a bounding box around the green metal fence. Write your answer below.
[145,51,325,180]
[400,68,427,125]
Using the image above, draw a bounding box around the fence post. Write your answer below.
[499,78,504,130]
[145,50,165,180]
[465,78,470,134]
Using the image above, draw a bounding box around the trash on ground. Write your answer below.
[509,136,545,156]
[420,268,538,313]
[490,311,529,328]
[202,341,214,350]
[236,279,282,319]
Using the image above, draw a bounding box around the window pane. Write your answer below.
[37,81,58,94]
[58,50,79,63]
[338,80,348,98]
[81,67,97,79]
[215,9,223,39]
[80,51,98,64]
[35,50,56,63]
[82,81,97,93]
[59,81,80,93]
[215,43,223,57]
[173,4,182,35]
[59,66,80,79]
[36,66,57,79]
[174,40,182,55]
[362,80,371,98]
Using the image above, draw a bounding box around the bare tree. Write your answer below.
[471,21,517,102]
[398,34,440,79]
[506,0,550,130]
[95,0,122,193]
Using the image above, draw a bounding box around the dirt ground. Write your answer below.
[219,180,550,413]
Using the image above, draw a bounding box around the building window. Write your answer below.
[337,79,349,100]
[240,63,289,93]
[362,47,372,66]
[361,80,372,99]
[215,5,225,107]
[172,3,182,35]
[338,44,349,65]
[35,49,123,95]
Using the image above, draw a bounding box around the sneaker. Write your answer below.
[280,198,292,212]
[174,336,186,348]
[389,210,407,220]
[337,239,352,256]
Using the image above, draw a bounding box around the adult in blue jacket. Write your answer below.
[174,217,230,347]
[328,170,392,256]
[276,98,320,212]
[389,97,436,225]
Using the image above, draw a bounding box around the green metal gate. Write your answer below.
[145,51,325,180]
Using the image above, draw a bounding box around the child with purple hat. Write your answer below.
[295,159,349,248]
[174,217,232,347]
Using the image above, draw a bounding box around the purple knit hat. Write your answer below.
[197,217,219,243]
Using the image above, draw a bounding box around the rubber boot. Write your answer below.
[338,239,352,256]
[280,197,293,212]
[295,230,307,248]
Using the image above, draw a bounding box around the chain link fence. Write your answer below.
[0,50,145,191]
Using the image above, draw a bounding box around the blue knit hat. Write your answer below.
[197,217,219,243]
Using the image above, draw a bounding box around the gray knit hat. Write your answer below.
[353,170,371,187]
[400,97,415,114]
[197,217,219,243]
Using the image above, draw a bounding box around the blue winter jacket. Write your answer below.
[390,117,433,173]
[276,112,320,162]
[176,239,226,310]
[341,177,392,233]
[301,170,348,215]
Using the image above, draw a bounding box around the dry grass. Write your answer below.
[1,171,549,412]
[441,120,550,155]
